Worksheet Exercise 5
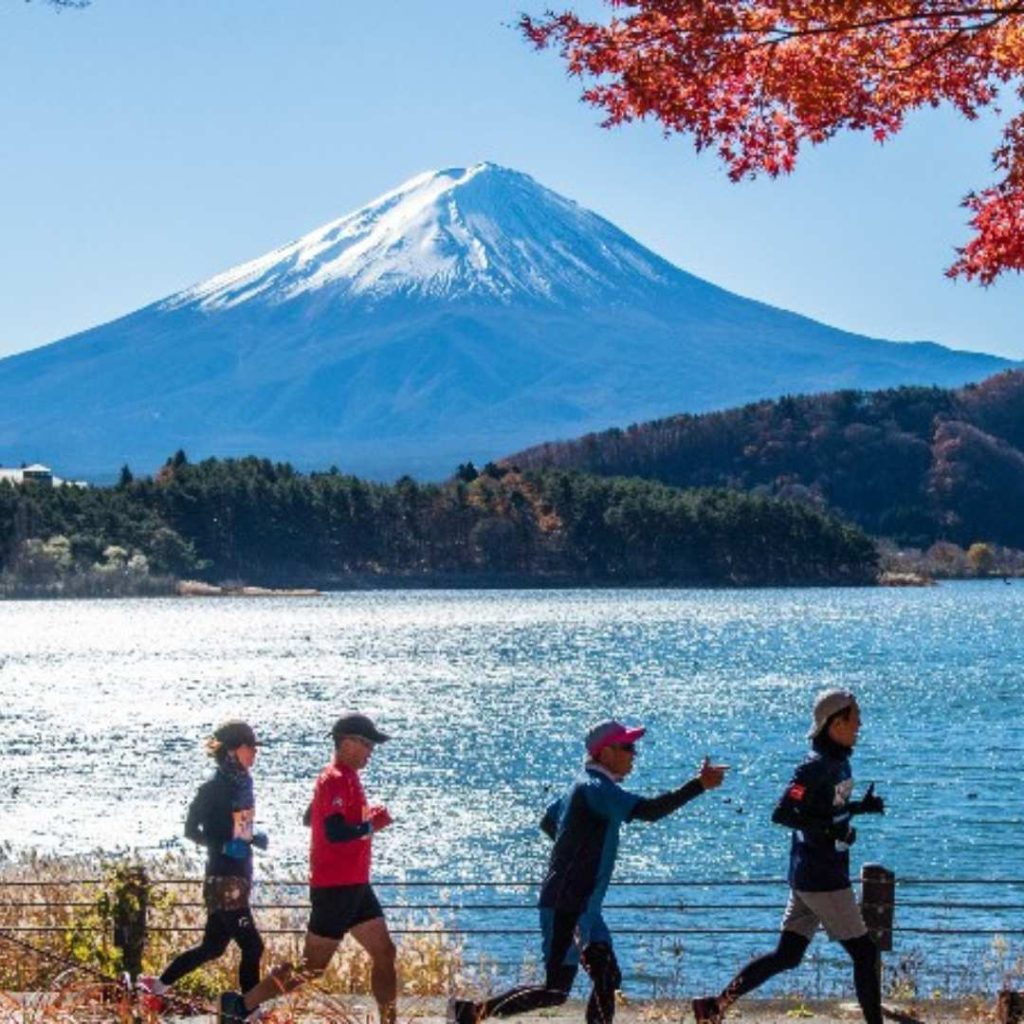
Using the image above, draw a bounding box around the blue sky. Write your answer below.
[1,0,1021,359]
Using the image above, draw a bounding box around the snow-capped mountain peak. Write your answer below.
[2,160,1012,484]
[166,162,674,312]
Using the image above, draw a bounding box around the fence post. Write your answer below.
[997,991,1024,1024]
[112,865,150,983]
[860,862,895,980]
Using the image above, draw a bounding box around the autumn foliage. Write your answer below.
[521,1,1024,283]
[508,370,1024,548]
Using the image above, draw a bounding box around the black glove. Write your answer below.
[825,820,857,846]
[853,783,885,815]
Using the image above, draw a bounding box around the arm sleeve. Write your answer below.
[183,789,206,847]
[540,798,561,840]
[628,778,705,822]
[185,781,234,848]
[771,764,836,835]
[324,813,373,843]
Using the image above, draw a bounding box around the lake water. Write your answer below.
[1,584,1021,994]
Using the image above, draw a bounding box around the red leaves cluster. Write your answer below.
[521,1,1024,283]
[954,110,1024,282]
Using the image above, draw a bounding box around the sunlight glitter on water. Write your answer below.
[1,585,1019,873]
[1,584,1022,989]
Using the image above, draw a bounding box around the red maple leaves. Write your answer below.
[521,1,1024,283]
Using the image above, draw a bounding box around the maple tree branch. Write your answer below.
[822,8,1015,82]
[740,4,1024,49]
[888,12,1005,76]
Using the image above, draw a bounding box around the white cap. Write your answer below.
[808,689,856,738]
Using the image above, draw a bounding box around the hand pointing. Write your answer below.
[698,756,729,791]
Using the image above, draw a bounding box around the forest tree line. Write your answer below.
[0,453,878,595]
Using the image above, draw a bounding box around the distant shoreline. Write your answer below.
[3,572,880,600]
[4,572,1020,600]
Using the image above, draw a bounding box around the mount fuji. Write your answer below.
[0,162,1014,480]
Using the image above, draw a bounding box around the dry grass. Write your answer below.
[4,852,1019,1021]
[0,851,471,1021]
[0,850,115,991]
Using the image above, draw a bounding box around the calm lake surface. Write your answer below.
[1,584,1021,993]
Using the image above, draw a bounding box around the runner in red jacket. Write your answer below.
[218,713,395,1024]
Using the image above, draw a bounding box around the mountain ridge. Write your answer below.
[0,162,1015,481]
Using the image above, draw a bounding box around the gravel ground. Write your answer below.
[255,996,992,1024]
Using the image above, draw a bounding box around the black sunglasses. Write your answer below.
[612,742,637,753]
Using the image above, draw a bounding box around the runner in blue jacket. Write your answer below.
[692,689,885,1024]
[448,719,727,1024]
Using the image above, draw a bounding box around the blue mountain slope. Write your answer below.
[0,163,1014,480]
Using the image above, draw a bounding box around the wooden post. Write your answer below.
[112,865,149,983]
[860,862,895,953]
[997,990,1024,1024]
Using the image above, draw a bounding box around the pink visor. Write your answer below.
[586,721,646,756]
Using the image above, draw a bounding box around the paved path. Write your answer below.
[163,997,986,1024]
[0,991,986,1023]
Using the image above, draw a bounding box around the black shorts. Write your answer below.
[308,884,384,940]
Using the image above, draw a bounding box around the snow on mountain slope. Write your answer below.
[165,163,674,311]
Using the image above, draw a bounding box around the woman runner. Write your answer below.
[139,720,268,1009]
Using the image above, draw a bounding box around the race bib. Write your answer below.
[233,807,254,841]
[834,778,854,807]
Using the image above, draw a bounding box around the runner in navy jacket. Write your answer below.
[692,690,886,1024]
[448,719,727,1024]
[139,721,267,1009]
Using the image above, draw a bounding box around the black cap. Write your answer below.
[330,713,390,745]
[213,720,258,749]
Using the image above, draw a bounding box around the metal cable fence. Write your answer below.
[2,870,1023,998]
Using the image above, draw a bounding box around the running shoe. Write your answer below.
[692,996,723,1024]
[446,997,479,1024]
[137,980,165,1015]
[137,974,166,1007]
[140,994,165,1015]
[218,991,250,1023]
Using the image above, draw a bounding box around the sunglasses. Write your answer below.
[612,742,637,753]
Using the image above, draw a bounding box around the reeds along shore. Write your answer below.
[0,853,465,999]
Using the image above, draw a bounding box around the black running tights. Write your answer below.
[721,931,881,1024]
[840,934,883,1024]
[160,908,264,992]
[720,930,810,1002]
[481,912,621,1024]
